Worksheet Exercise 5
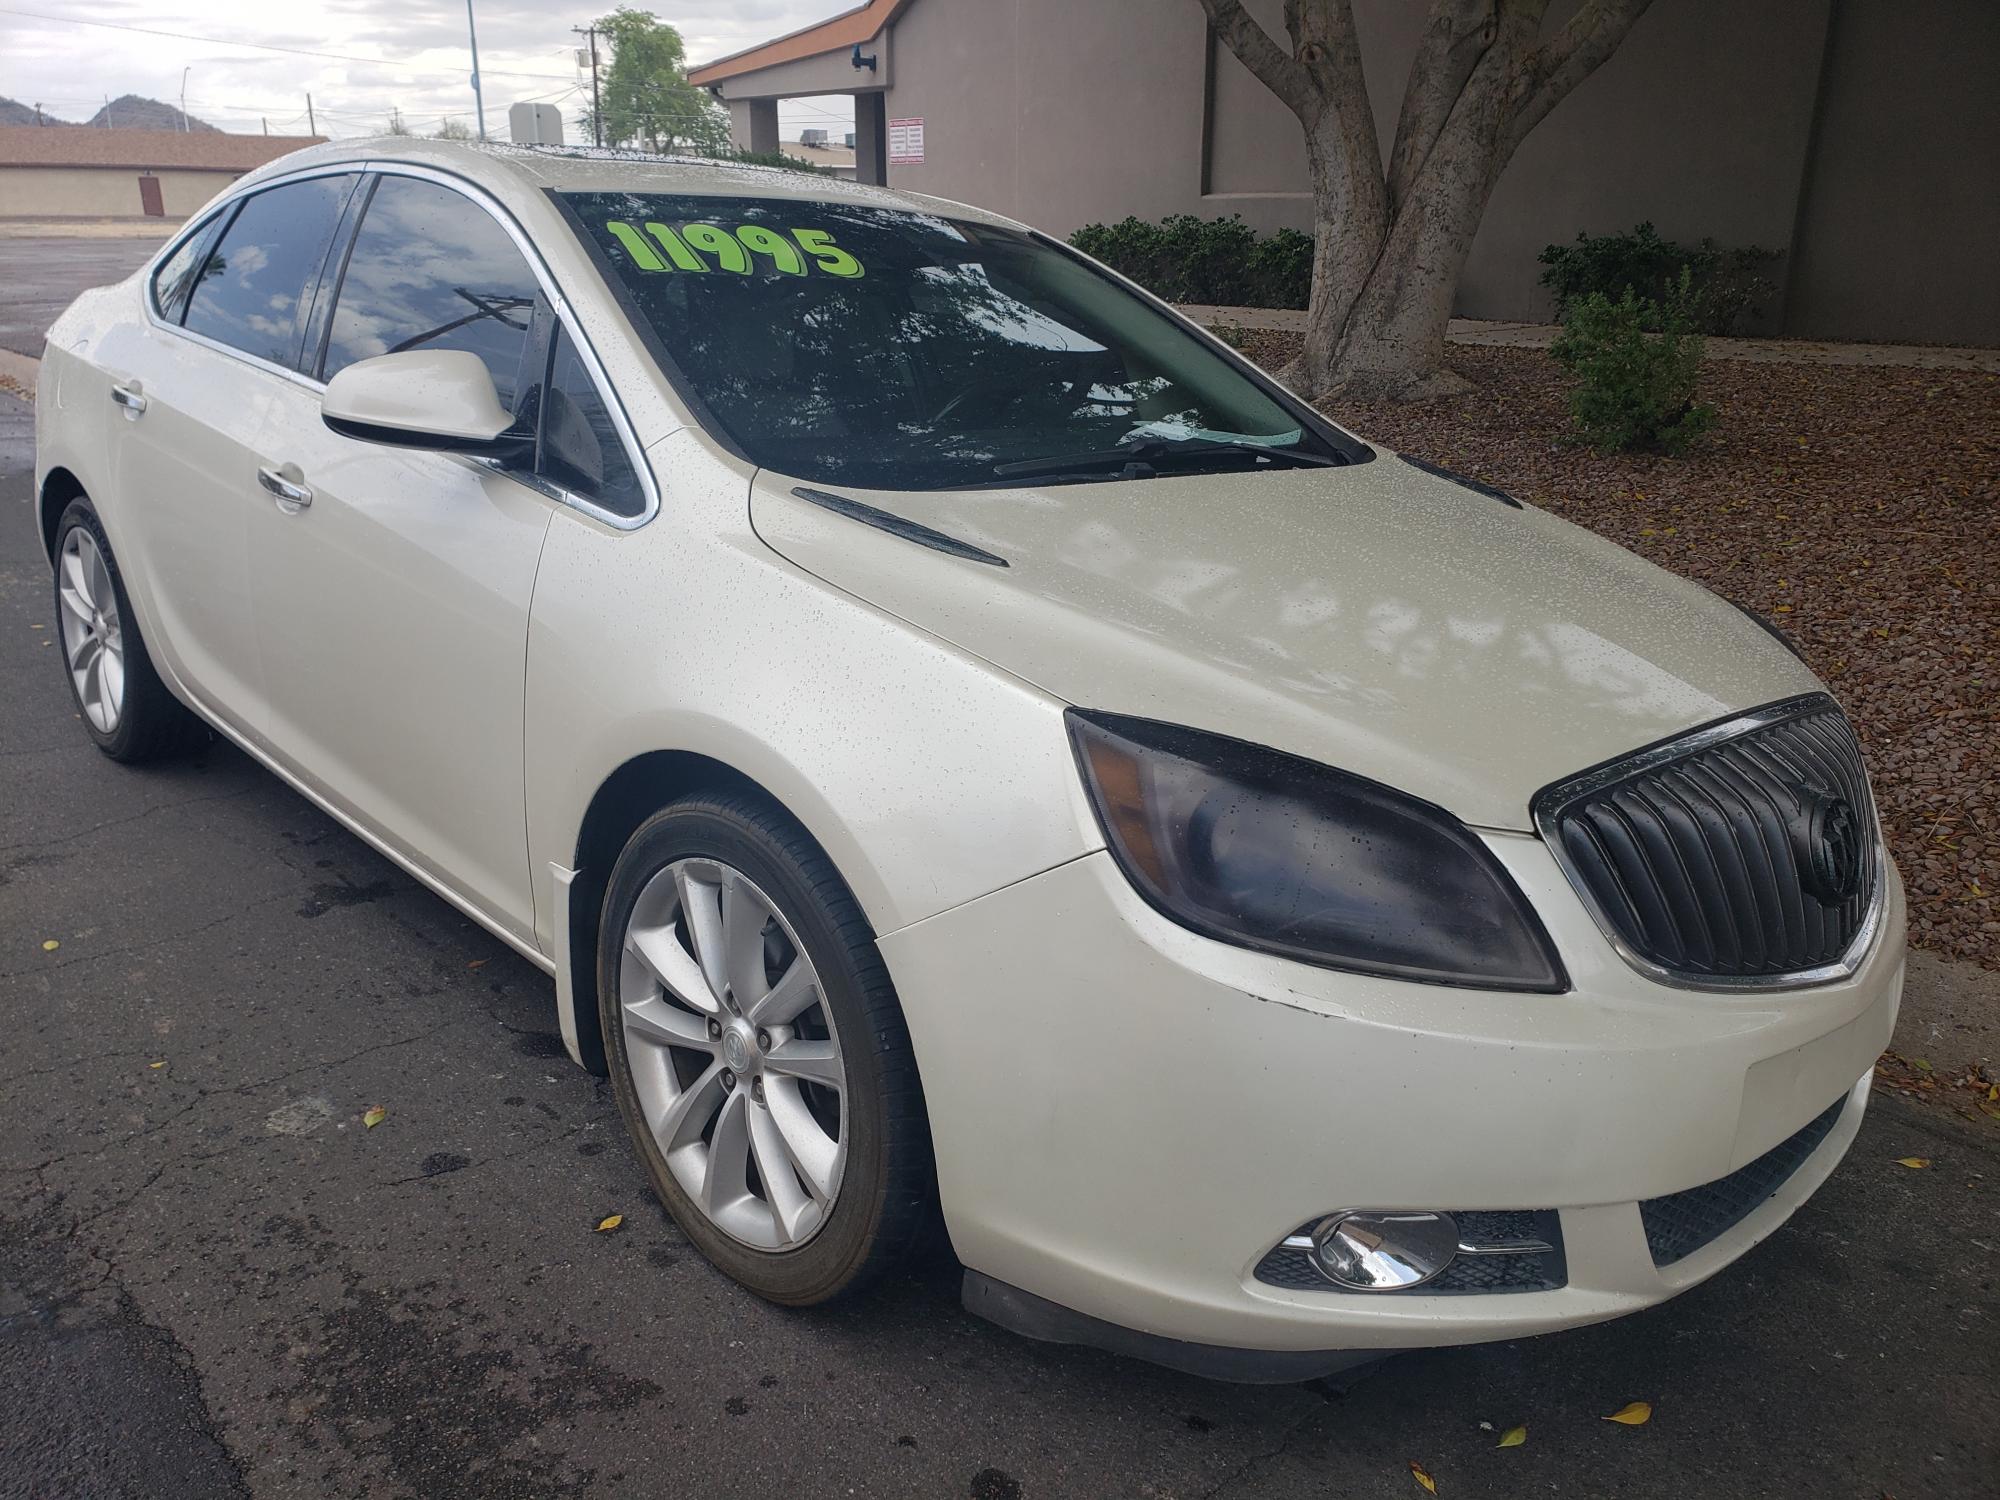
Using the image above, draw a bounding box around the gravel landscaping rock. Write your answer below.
[1239,334,1999,970]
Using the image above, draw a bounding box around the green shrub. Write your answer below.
[1548,272,1716,455]
[1069,214,1310,308]
[1538,221,1779,336]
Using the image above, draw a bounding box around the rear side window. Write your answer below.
[539,327,643,516]
[322,175,540,414]
[182,175,356,368]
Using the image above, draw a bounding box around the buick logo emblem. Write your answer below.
[1801,795,1863,905]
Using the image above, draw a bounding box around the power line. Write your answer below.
[0,7,576,82]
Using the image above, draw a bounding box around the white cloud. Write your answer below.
[0,2,856,140]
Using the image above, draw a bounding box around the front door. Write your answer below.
[246,173,554,941]
[137,175,164,217]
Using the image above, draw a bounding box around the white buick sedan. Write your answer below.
[34,140,1902,1381]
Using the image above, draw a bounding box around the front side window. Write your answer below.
[539,327,644,516]
[182,175,356,368]
[323,175,540,413]
[562,192,1344,491]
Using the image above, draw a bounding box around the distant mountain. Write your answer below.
[84,95,218,132]
[0,95,66,126]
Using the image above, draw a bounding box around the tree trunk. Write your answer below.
[1199,0,1657,402]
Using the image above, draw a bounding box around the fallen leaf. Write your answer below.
[1604,1402,1652,1425]
[362,1105,386,1129]
[41,939,58,952]
[596,1214,625,1233]
[1409,1459,1437,1494]
[1497,1425,1527,1448]
[149,1061,167,1070]
[1912,1058,1934,1072]
[1895,1157,1930,1169]
[468,959,488,969]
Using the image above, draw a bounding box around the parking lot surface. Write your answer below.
[0,382,1995,1497]
[0,236,167,359]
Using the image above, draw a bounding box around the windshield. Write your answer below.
[560,191,1346,491]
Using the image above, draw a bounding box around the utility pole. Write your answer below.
[261,117,268,135]
[180,68,189,131]
[306,93,315,136]
[573,25,603,147]
[465,0,487,140]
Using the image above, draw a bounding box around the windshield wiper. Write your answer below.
[988,436,1343,483]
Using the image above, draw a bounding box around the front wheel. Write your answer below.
[597,793,934,1304]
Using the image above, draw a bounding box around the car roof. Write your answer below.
[231,136,1025,230]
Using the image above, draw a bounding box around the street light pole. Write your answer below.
[465,0,487,140]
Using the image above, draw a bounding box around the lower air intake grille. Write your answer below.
[1640,1095,1847,1267]
[1534,694,1881,987]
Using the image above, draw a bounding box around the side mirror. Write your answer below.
[321,349,528,457]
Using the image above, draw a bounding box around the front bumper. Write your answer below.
[876,836,1903,1361]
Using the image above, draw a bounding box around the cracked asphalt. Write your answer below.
[0,380,1995,1498]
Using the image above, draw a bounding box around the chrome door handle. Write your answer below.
[110,382,147,415]
[256,464,314,511]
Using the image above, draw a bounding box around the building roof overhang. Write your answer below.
[687,0,918,88]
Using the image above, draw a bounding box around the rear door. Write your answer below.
[98,172,358,740]
[246,172,563,941]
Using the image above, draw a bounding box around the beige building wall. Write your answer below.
[870,0,1999,345]
[0,165,239,219]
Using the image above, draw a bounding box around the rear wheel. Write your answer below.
[51,498,209,762]
[597,793,933,1304]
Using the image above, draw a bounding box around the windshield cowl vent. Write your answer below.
[1397,454,1523,509]
[790,487,1008,568]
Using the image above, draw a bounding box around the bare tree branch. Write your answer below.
[1196,0,1312,117]
[1386,0,1499,209]
[1506,0,1656,148]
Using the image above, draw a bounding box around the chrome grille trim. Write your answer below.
[1534,694,1885,991]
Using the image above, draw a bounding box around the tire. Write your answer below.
[597,792,934,1305]
[50,498,210,763]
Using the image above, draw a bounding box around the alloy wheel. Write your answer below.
[618,857,848,1250]
[56,528,125,734]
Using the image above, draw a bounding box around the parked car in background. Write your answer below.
[32,139,1902,1380]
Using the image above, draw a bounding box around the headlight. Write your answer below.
[1067,711,1567,992]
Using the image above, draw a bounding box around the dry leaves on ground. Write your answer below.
[1239,335,1999,971]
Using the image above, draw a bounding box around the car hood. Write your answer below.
[747,450,1824,831]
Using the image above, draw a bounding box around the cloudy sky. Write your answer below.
[0,1,857,140]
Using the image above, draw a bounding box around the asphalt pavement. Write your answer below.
[0,388,1995,1498]
[0,237,167,359]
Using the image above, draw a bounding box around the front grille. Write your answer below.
[1534,694,1880,986]
[1253,1211,1566,1295]
[1641,1095,1847,1266]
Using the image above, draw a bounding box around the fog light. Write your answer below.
[1310,1211,1459,1290]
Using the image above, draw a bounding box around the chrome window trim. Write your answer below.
[1532,693,1888,993]
[137,159,660,532]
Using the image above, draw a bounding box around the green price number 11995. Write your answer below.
[604,219,865,278]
